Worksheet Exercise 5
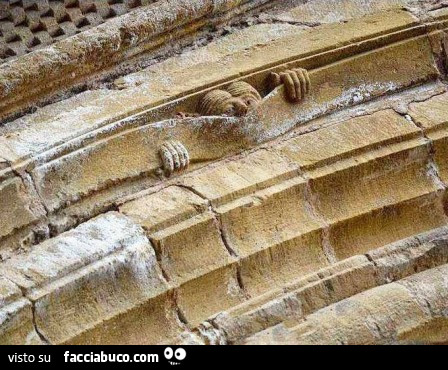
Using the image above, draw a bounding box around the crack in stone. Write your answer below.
[0,275,51,345]
[175,183,239,258]
[30,300,51,345]
[393,106,447,192]
[147,235,171,284]
[172,290,190,329]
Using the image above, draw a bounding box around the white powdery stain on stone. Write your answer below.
[0,279,20,308]
[3,212,149,287]
[198,322,227,345]
[0,299,28,324]
[116,20,299,89]
[249,81,400,144]
[123,243,165,289]
[7,99,118,158]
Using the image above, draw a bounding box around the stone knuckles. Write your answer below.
[197,68,311,117]
[159,140,190,177]
[269,68,311,103]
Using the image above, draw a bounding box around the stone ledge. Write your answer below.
[267,264,448,345]
[192,226,448,344]
[0,212,172,344]
[0,10,440,251]
[2,103,448,344]
[0,277,42,345]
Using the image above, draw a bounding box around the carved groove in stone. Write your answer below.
[159,140,190,177]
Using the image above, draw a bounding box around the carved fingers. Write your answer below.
[269,68,311,103]
[159,140,190,177]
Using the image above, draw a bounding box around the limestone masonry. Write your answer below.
[1,0,448,345]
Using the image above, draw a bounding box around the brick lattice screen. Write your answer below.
[0,0,158,62]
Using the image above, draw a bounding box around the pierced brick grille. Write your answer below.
[0,0,157,62]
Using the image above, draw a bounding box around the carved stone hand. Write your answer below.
[159,140,190,177]
[269,68,311,103]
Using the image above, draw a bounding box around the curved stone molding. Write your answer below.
[242,264,448,345]
[1,3,448,345]
[0,212,174,344]
[0,0,161,63]
[3,99,448,343]
[0,22,442,255]
[186,226,448,345]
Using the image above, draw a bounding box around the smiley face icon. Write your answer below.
[164,347,187,365]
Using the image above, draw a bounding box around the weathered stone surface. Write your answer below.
[7,98,448,344]
[217,177,328,297]
[0,277,41,345]
[2,1,448,346]
[177,265,246,328]
[368,226,448,283]
[239,259,448,345]
[114,23,302,90]
[397,265,448,344]
[211,292,303,344]
[0,23,301,164]
[29,31,438,215]
[0,0,272,121]
[0,8,434,241]
[0,212,174,344]
[247,282,428,345]
[0,9,424,167]
[0,0,160,63]
[29,115,251,212]
[0,176,46,241]
[408,93,448,186]
[181,150,299,206]
[248,35,437,144]
[120,186,209,234]
[194,225,448,344]
[274,1,411,24]
[278,110,446,260]
[150,211,234,286]
[0,90,128,162]
[408,92,448,131]
[121,186,244,326]
[287,265,448,345]
[277,109,420,169]
[66,292,184,345]
[209,255,376,343]
[286,256,379,316]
